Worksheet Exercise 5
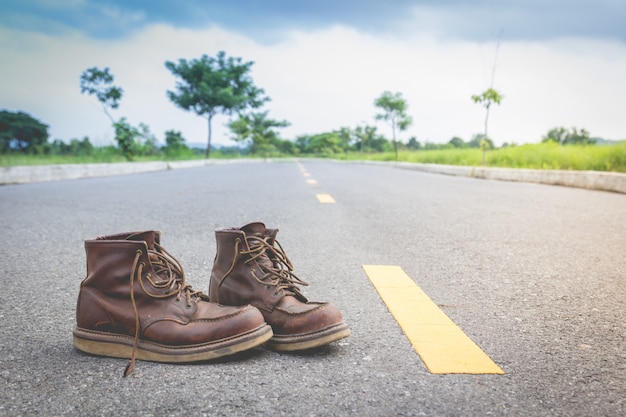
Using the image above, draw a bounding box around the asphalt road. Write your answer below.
[1,160,624,417]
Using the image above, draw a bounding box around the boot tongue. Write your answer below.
[241,222,274,269]
[125,232,170,280]
[240,222,304,300]
[240,222,267,237]
[125,231,159,249]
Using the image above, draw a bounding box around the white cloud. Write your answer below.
[1,23,625,150]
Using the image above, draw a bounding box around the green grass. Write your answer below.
[343,142,626,173]
[0,149,239,167]
[3,142,626,173]
[1,153,131,166]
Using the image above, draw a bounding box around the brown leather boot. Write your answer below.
[209,222,350,351]
[73,231,273,376]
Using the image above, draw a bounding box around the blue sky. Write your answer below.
[3,0,625,41]
[1,1,625,147]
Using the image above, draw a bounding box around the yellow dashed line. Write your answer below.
[299,163,334,202]
[316,194,336,203]
[362,265,504,374]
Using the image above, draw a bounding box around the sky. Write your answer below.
[1,0,625,148]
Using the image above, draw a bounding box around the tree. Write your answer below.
[374,91,413,160]
[137,123,159,156]
[163,130,190,158]
[80,67,123,123]
[471,88,503,140]
[165,51,268,158]
[337,127,355,152]
[468,134,494,165]
[468,134,494,149]
[295,132,348,155]
[68,137,94,156]
[229,111,289,155]
[542,127,595,145]
[0,110,49,153]
[306,132,347,155]
[366,134,391,152]
[274,138,297,155]
[49,137,94,156]
[165,130,186,148]
[448,136,466,148]
[406,137,421,150]
[354,125,378,152]
[295,135,310,153]
[163,130,187,155]
[542,127,567,144]
[113,118,140,160]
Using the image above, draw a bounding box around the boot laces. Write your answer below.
[124,243,203,377]
[240,236,308,295]
[147,243,203,305]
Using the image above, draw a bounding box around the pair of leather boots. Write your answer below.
[73,222,349,376]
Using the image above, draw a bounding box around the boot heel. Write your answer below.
[73,329,134,359]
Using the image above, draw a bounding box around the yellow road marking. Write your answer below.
[362,265,504,374]
[307,179,318,185]
[316,194,335,203]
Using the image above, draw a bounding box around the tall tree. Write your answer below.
[165,51,268,158]
[0,110,49,153]
[471,88,503,139]
[229,111,289,155]
[471,30,504,141]
[80,67,123,123]
[374,91,413,160]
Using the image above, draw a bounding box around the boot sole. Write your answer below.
[73,324,273,363]
[265,322,351,351]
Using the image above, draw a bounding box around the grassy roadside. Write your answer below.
[0,151,234,167]
[2,142,626,173]
[341,142,626,173]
